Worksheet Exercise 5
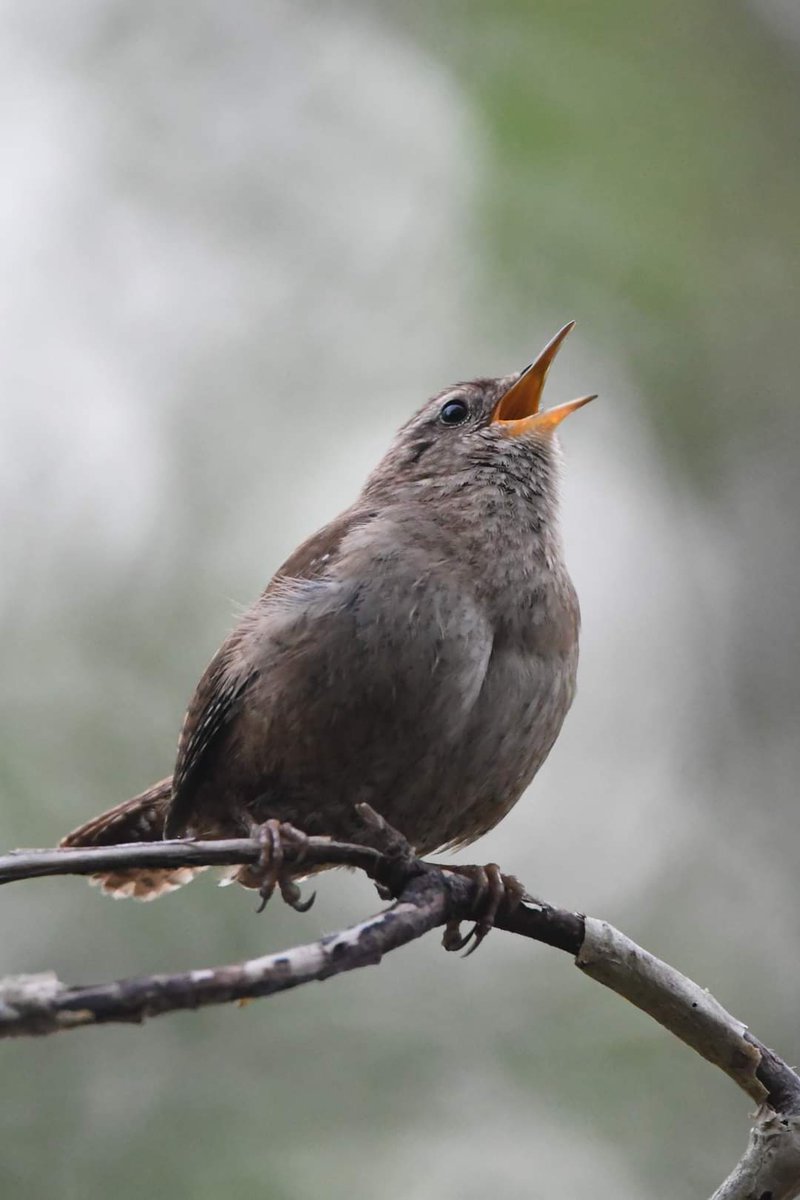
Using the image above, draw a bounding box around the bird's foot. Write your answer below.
[251,819,316,914]
[441,863,527,956]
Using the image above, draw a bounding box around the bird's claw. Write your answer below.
[278,876,317,913]
[441,863,526,956]
[252,819,315,914]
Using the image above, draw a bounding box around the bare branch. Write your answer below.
[576,919,788,1111]
[0,836,384,886]
[711,1113,800,1200]
[2,832,800,1196]
[0,871,447,1038]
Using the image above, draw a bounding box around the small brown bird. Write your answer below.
[62,324,594,939]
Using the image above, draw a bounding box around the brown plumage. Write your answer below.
[61,324,595,900]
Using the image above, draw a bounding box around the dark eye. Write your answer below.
[439,398,469,426]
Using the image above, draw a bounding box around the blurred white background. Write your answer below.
[2,3,799,1196]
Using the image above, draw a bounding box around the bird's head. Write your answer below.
[364,323,595,507]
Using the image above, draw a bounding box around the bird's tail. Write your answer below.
[59,776,206,900]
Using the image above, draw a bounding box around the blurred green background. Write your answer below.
[2,1,799,1196]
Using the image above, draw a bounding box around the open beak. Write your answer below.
[491,322,596,435]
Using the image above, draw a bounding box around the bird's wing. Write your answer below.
[165,509,369,836]
[167,642,258,836]
[167,509,493,840]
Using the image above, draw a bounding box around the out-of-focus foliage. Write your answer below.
[1,3,798,1197]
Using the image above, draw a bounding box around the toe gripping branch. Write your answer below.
[250,805,526,956]
[356,805,527,956]
[252,819,317,914]
[440,864,528,956]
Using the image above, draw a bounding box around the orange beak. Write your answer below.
[491,322,596,435]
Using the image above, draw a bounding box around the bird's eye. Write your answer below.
[439,398,469,426]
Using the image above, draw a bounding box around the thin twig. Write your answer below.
[0,837,384,885]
